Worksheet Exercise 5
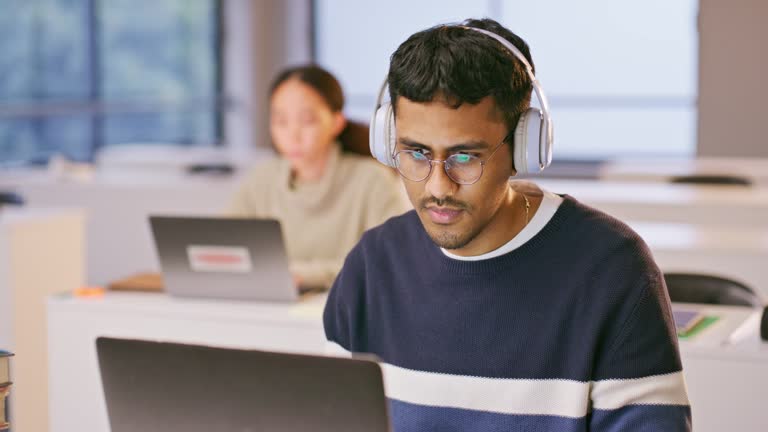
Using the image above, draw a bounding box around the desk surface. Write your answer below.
[48,292,765,354]
[600,157,768,186]
[48,291,326,326]
[537,179,768,208]
[674,303,766,357]
[671,304,768,432]
[627,221,768,251]
[46,293,768,432]
[46,292,329,432]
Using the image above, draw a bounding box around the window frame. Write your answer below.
[0,0,225,163]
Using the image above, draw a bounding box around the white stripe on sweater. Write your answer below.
[323,343,689,418]
[590,371,690,409]
[382,362,590,418]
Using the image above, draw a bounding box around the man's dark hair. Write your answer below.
[388,18,534,134]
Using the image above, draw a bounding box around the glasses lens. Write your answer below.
[395,151,431,181]
[445,153,482,184]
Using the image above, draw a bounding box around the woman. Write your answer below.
[228,65,408,289]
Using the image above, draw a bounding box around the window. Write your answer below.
[0,0,222,164]
[313,0,698,160]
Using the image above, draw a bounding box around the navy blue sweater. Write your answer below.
[324,195,691,431]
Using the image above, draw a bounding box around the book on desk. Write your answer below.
[107,272,164,292]
[1,350,13,431]
[673,308,720,339]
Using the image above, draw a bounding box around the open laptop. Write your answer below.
[97,337,391,432]
[149,216,311,302]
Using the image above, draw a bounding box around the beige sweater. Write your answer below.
[228,145,409,288]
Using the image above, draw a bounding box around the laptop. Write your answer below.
[96,337,391,432]
[149,216,309,302]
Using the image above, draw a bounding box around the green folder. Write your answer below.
[678,316,720,339]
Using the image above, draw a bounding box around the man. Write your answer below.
[324,18,691,431]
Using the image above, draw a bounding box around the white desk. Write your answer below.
[537,179,768,226]
[627,221,768,300]
[600,156,768,186]
[47,292,768,432]
[46,292,326,432]
[1,208,84,432]
[675,304,768,432]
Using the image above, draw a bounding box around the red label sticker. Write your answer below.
[187,246,252,273]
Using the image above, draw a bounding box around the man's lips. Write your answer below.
[425,206,464,224]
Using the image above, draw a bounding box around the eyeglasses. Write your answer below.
[392,135,509,185]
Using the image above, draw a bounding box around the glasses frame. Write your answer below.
[392,134,510,185]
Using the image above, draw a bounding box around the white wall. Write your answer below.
[314,0,698,159]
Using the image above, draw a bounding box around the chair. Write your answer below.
[663,272,763,307]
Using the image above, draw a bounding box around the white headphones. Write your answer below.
[369,26,554,175]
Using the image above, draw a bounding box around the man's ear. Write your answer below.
[332,112,347,137]
[510,143,518,176]
[505,136,517,177]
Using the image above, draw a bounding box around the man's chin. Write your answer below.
[416,210,474,249]
[424,226,471,250]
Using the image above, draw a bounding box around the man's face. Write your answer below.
[394,95,517,254]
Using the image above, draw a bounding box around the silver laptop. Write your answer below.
[149,216,308,302]
[97,337,391,432]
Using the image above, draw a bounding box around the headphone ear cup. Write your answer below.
[761,306,768,341]
[385,103,397,165]
[513,108,544,175]
[369,101,397,167]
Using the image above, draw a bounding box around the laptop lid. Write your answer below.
[149,216,297,302]
[97,337,391,432]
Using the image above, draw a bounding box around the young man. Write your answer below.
[324,18,691,431]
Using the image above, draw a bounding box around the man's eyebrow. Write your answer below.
[448,141,491,152]
[399,138,430,150]
[398,137,491,152]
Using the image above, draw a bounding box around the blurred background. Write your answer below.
[1,0,764,167]
[0,0,220,163]
[2,2,768,432]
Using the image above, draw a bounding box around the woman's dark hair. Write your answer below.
[388,18,534,135]
[270,65,370,156]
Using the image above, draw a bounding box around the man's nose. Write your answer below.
[424,161,458,201]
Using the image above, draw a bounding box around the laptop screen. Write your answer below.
[97,337,391,432]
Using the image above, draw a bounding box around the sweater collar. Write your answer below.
[414,195,575,275]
